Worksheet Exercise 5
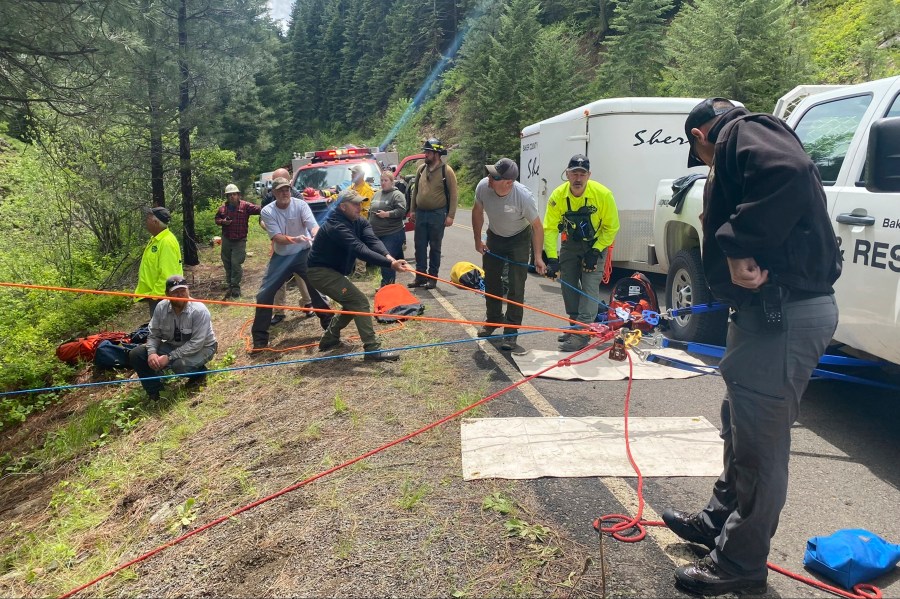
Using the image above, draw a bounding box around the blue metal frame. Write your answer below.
[657,338,900,391]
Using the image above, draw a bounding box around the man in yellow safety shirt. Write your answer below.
[135,206,183,317]
[543,154,619,352]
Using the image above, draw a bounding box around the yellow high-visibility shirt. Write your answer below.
[134,227,183,301]
[542,180,619,259]
[352,181,374,218]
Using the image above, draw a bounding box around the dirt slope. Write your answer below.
[0,232,605,597]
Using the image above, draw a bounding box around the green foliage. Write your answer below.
[809,0,900,82]
[525,24,591,124]
[397,477,430,510]
[504,517,551,542]
[179,205,226,246]
[169,498,199,533]
[456,0,540,182]
[598,0,674,97]
[482,492,516,515]
[191,145,243,211]
[0,290,129,427]
[663,0,812,111]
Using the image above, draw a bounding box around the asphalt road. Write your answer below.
[404,208,900,598]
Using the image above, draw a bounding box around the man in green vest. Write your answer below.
[135,206,183,317]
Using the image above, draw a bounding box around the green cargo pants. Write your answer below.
[307,267,381,351]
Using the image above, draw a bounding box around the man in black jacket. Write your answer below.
[663,98,841,596]
[307,190,412,361]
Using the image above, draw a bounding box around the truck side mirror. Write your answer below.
[865,117,900,193]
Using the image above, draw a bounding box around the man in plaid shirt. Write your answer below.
[215,184,262,299]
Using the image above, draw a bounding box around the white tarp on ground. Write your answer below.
[510,347,711,381]
[461,416,723,481]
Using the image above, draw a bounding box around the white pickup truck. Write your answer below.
[650,75,900,365]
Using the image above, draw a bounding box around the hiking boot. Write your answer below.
[407,279,427,288]
[147,391,160,402]
[500,340,526,354]
[302,303,316,319]
[251,340,268,351]
[674,556,767,596]
[318,336,343,352]
[364,349,401,362]
[662,508,717,550]
[559,334,589,352]
[477,326,497,338]
[230,288,241,299]
[558,332,571,343]
[270,313,285,326]
[423,280,437,289]
[499,334,519,351]
[184,373,207,389]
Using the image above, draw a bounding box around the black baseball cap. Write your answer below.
[165,275,189,293]
[567,154,590,172]
[684,98,736,168]
[485,157,519,181]
[144,206,171,224]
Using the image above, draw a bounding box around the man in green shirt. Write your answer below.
[408,138,458,289]
[543,154,620,352]
[134,206,183,317]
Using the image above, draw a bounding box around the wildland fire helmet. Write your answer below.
[422,138,447,156]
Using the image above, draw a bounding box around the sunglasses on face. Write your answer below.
[490,175,504,181]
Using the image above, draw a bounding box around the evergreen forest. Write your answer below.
[0,0,898,419]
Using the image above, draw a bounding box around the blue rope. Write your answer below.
[0,328,556,399]
[483,249,611,311]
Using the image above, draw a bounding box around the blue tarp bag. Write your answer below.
[803,529,900,589]
[93,340,137,369]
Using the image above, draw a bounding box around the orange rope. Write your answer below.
[602,243,614,285]
[0,281,587,338]
[410,269,590,330]
[240,317,407,354]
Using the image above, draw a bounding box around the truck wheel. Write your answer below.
[664,248,727,345]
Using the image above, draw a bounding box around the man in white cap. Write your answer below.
[349,163,374,218]
[251,176,332,349]
[472,157,546,353]
[128,275,218,401]
[215,184,261,299]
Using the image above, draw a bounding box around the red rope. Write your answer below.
[591,356,885,599]
[58,332,617,598]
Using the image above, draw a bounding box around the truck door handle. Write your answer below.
[836,213,875,226]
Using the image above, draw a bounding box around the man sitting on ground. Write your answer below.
[129,275,218,401]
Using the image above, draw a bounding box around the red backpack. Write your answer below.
[602,272,660,332]
[56,332,132,365]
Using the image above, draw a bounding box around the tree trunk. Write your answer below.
[148,68,165,208]
[178,0,199,266]
[144,0,166,208]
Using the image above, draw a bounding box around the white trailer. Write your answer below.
[520,98,716,272]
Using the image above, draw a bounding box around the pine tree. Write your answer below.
[525,24,590,123]
[599,0,674,97]
[664,0,810,111]
[456,0,540,177]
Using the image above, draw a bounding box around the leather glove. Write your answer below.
[545,258,560,280]
[582,248,602,272]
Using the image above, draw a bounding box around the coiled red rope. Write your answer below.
[591,355,885,599]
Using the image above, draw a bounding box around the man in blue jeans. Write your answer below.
[129,275,218,401]
[663,98,841,596]
[250,176,331,350]
[407,138,458,290]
